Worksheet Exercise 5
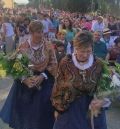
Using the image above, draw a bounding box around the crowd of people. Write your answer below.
[0,6,120,129]
[0,7,120,63]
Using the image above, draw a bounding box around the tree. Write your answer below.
[28,0,40,8]
[28,0,120,16]
[68,0,92,13]
[108,0,120,16]
[14,2,18,8]
[51,0,94,13]
[97,0,110,14]
[51,0,67,10]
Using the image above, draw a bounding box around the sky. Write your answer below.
[14,0,29,4]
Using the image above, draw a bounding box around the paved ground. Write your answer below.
[0,78,120,129]
[0,78,13,129]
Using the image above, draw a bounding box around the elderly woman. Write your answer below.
[0,21,57,129]
[51,31,107,129]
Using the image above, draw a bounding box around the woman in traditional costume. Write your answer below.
[0,20,57,129]
[51,31,107,129]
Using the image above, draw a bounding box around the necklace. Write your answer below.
[72,53,94,83]
[79,70,87,82]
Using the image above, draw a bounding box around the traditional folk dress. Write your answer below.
[0,37,57,129]
[51,54,107,129]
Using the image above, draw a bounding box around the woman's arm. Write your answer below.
[51,58,72,113]
[46,43,58,77]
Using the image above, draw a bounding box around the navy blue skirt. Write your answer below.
[0,74,55,129]
[53,95,107,129]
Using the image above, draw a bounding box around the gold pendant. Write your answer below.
[79,70,86,82]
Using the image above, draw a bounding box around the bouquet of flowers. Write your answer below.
[97,60,120,99]
[90,59,120,129]
[0,50,31,79]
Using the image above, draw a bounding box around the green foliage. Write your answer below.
[96,59,120,98]
[97,60,112,93]
[21,54,29,66]
[27,0,120,15]
[115,63,120,74]
[28,0,40,8]
[0,52,30,79]
[51,0,93,13]
[50,0,120,16]
[68,0,92,13]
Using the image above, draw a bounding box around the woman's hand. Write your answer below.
[89,98,104,117]
[54,111,59,120]
[22,76,37,88]
[32,75,45,86]
[89,99,104,111]
[22,75,45,88]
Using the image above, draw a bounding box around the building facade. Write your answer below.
[3,0,14,8]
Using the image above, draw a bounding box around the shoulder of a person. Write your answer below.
[94,57,104,68]
[93,21,97,25]
[100,40,106,45]
[45,41,54,50]
[59,55,72,66]
[18,40,30,50]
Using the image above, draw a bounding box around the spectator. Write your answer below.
[108,37,120,63]
[1,16,15,54]
[101,28,117,50]
[91,16,105,33]
[93,31,108,59]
